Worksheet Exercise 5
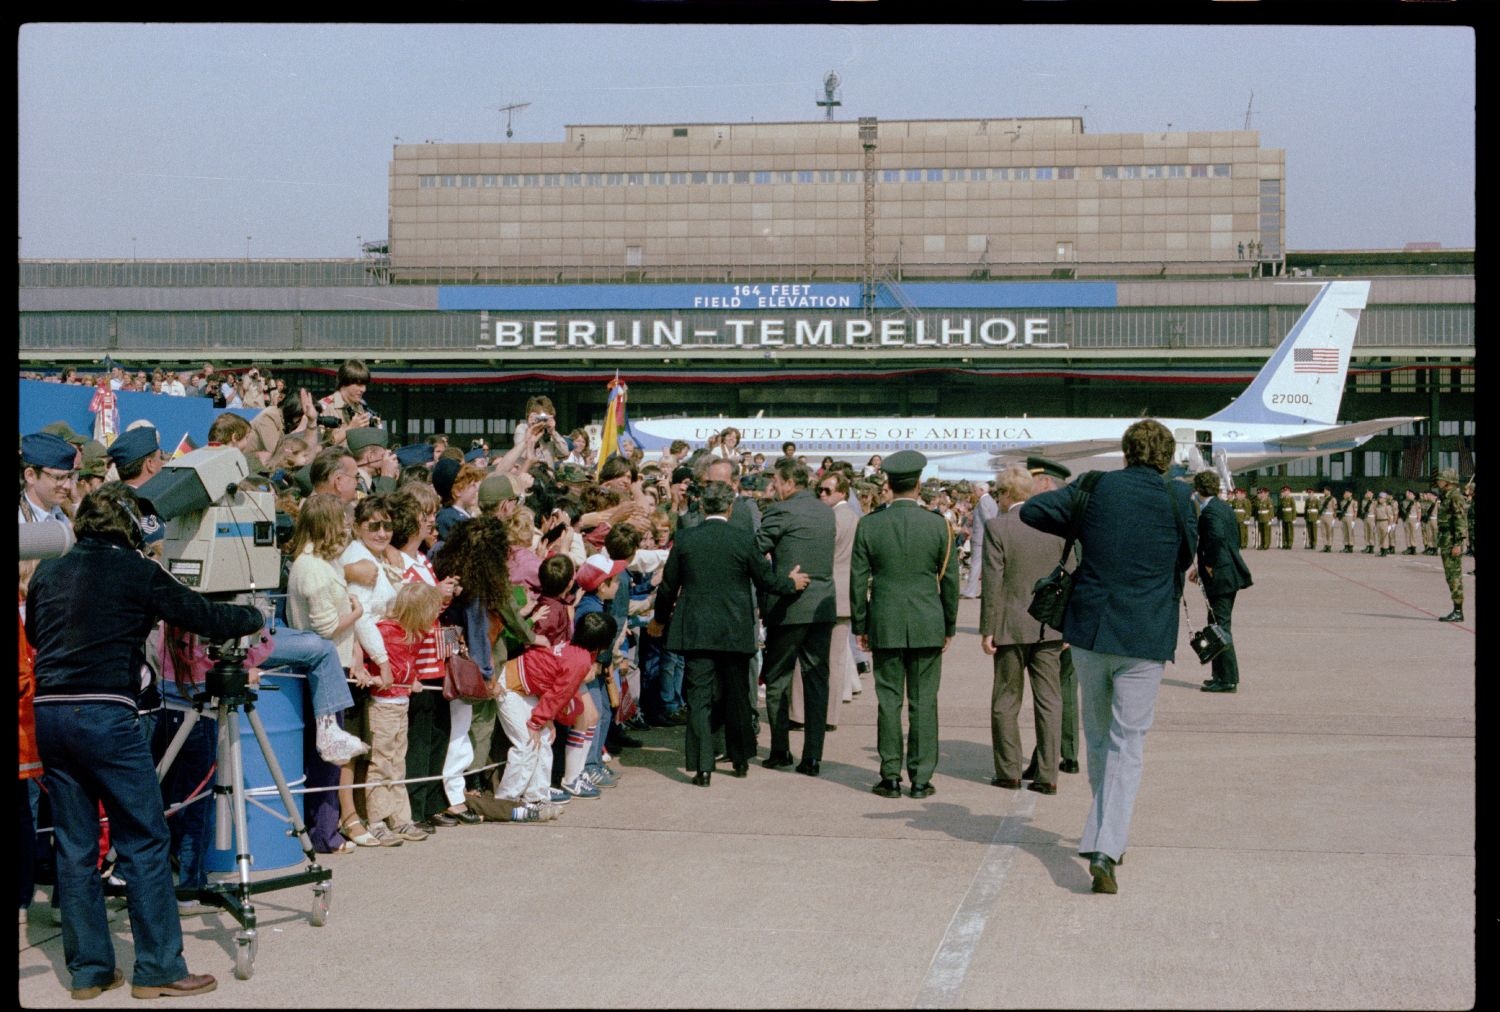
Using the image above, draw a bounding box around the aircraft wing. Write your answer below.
[1268,417,1424,451]
[985,439,1119,468]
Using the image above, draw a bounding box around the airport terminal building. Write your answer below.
[18,117,1475,485]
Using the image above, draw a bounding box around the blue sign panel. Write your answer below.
[438,281,1117,312]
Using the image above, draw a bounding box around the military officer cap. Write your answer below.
[1436,468,1459,484]
[106,425,160,467]
[345,427,388,455]
[78,440,111,479]
[881,449,927,480]
[1026,455,1072,482]
[21,432,79,470]
[394,443,431,469]
[558,462,593,485]
[431,457,461,501]
[41,421,89,446]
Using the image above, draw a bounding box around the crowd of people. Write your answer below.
[23,362,287,409]
[18,363,1476,995]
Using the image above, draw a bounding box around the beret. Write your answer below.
[106,425,160,466]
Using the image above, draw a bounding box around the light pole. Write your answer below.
[246,235,252,261]
[132,236,137,261]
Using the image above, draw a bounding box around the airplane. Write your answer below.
[625,280,1420,485]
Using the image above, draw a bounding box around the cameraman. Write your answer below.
[26,482,264,999]
[317,358,380,429]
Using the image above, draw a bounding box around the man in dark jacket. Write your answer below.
[1191,472,1254,693]
[27,482,264,999]
[1020,420,1195,896]
[756,458,837,776]
[649,481,808,786]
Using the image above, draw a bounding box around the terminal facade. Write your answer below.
[18,117,1475,488]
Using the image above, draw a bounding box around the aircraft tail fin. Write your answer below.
[1206,280,1370,426]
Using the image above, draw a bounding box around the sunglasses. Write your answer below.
[362,519,393,532]
[817,486,837,496]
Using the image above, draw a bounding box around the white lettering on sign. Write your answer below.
[487,315,1063,351]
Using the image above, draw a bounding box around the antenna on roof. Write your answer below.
[1244,92,1254,130]
[495,101,532,140]
[817,72,842,121]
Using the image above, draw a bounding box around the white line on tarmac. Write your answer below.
[912,789,1038,1009]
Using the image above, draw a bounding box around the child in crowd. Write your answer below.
[534,554,577,647]
[362,581,445,843]
[473,612,619,822]
[573,554,628,788]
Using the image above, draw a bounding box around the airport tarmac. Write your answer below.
[19,545,1475,1009]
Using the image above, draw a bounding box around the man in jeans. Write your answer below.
[1020,421,1195,895]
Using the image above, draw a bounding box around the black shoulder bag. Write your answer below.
[1170,484,1231,665]
[1027,471,1102,632]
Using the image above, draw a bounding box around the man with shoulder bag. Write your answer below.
[1188,472,1253,693]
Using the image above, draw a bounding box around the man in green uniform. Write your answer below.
[850,450,960,799]
[1232,489,1251,550]
[1278,486,1297,549]
[1435,469,1468,622]
[1254,488,1274,550]
[1303,489,1322,550]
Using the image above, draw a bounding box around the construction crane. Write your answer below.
[495,101,531,139]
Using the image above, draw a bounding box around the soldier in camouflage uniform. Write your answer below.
[1304,488,1323,550]
[1232,489,1251,550]
[1359,491,1378,553]
[1435,469,1468,622]
[1278,487,1297,549]
[1254,488,1274,550]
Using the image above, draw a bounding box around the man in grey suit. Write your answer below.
[960,482,999,598]
[792,469,857,731]
[1021,457,1081,781]
[649,481,808,786]
[757,458,837,776]
[979,464,1068,794]
[1021,420,1196,895]
[1190,471,1253,693]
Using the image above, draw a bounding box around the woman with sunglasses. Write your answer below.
[341,494,426,845]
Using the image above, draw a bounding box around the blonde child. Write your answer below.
[362,581,444,843]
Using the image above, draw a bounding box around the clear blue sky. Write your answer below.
[18,23,1474,260]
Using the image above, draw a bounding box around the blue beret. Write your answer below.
[395,443,431,470]
[463,447,487,463]
[432,457,461,501]
[21,432,80,471]
[106,425,160,466]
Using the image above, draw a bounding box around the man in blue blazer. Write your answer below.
[1190,471,1253,693]
[649,481,808,786]
[1020,420,1196,895]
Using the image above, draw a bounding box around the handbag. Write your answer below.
[1183,596,1232,665]
[438,625,492,704]
[1027,471,1102,632]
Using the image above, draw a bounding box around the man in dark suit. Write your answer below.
[649,481,808,786]
[1020,420,1196,895]
[979,464,1069,794]
[1191,471,1253,693]
[850,450,961,800]
[757,459,837,775]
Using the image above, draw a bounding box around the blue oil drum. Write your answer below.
[203,672,307,873]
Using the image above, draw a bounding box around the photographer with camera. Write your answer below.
[317,359,380,430]
[26,482,265,999]
[506,395,571,469]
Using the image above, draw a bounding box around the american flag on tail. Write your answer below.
[1293,348,1340,373]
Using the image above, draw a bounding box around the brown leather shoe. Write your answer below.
[70,968,124,1000]
[990,778,1023,789]
[1026,780,1058,795]
[129,973,218,999]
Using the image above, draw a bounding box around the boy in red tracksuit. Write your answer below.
[484,612,618,821]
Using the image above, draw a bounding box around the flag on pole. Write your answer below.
[595,372,628,478]
[172,432,198,459]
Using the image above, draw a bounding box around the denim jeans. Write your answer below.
[265,623,355,719]
[584,677,611,774]
[36,702,190,990]
[152,709,216,892]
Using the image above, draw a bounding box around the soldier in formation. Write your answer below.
[1253,488,1274,550]
[1339,490,1359,553]
[1434,469,1468,622]
[1278,486,1297,549]
[1303,488,1323,550]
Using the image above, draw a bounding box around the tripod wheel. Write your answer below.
[311,884,331,927]
[234,931,257,980]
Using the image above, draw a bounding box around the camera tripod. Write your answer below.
[154,645,332,980]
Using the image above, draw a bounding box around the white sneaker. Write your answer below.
[315,715,369,765]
